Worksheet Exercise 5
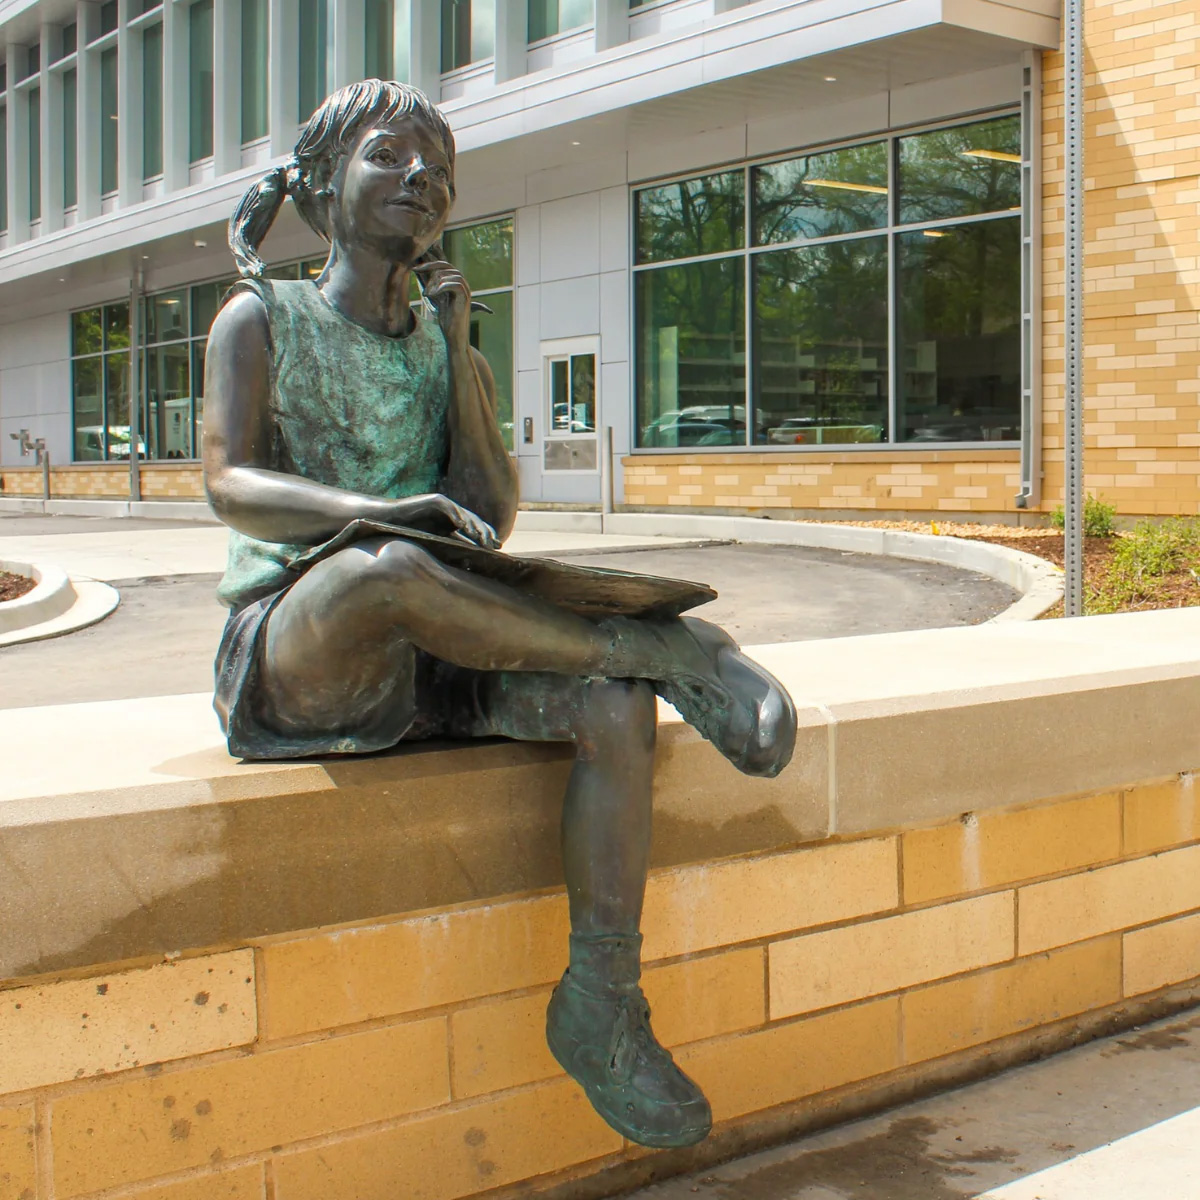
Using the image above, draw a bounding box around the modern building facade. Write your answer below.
[6,0,1173,524]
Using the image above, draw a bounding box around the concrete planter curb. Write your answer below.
[0,560,120,646]
[0,560,76,633]
[515,511,1065,622]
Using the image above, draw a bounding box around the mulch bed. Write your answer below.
[805,519,1200,616]
[0,571,35,603]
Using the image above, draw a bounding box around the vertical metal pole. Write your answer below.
[129,271,143,504]
[601,425,615,515]
[40,446,50,502]
[1063,0,1085,615]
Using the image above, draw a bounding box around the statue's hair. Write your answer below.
[228,79,456,278]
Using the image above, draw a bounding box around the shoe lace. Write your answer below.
[607,992,671,1085]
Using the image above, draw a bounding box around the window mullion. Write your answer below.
[887,134,898,446]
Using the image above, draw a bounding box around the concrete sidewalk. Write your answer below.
[0,512,702,581]
[624,1007,1200,1199]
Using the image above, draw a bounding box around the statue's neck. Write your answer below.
[318,248,415,339]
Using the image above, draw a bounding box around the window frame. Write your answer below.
[541,335,600,474]
[629,107,1026,455]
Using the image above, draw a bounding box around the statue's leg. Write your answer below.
[262,536,794,777]
[465,670,711,1149]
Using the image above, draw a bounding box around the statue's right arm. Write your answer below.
[202,292,499,547]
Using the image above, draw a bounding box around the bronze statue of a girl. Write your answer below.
[203,79,796,1150]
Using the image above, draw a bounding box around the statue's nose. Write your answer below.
[404,159,429,190]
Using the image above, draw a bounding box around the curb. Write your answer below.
[513,511,1065,622]
[0,497,220,523]
[0,561,120,646]
[0,560,77,633]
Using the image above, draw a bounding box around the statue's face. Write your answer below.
[333,114,454,263]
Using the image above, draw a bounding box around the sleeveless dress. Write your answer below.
[212,278,714,761]
[214,277,459,759]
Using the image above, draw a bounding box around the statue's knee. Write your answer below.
[368,539,439,586]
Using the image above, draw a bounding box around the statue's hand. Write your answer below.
[413,258,471,351]
[393,493,500,549]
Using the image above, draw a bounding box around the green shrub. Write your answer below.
[1088,517,1200,613]
[1050,494,1117,538]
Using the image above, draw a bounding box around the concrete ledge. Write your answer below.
[4,608,1199,982]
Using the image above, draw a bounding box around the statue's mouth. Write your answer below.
[386,197,431,214]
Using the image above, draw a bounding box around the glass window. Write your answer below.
[753,142,887,246]
[635,171,744,265]
[24,44,40,79]
[27,88,40,222]
[365,0,393,79]
[193,340,207,453]
[100,46,118,195]
[146,342,192,459]
[471,291,513,450]
[264,262,302,280]
[189,0,214,161]
[137,1,163,14]
[146,291,188,343]
[105,353,132,456]
[529,0,593,42]
[441,0,494,71]
[898,115,1021,225]
[104,302,130,351]
[142,23,163,177]
[443,217,513,291]
[61,23,77,57]
[73,358,105,460]
[636,258,745,448]
[62,68,77,206]
[191,280,234,337]
[241,0,268,142]
[72,308,102,356]
[897,218,1021,443]
[99,1,119,37]
[0,108,6,233]
[72,302,138,462]
[302,258,325,280]
[752,238,888,446]
[298,0,329,118]
[548,354,596,433]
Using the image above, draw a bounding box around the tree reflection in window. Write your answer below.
[753,142,888,246]
[635,171,744,265]
[898,115,1021,225]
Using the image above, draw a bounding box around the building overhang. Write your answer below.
[0,0,1058,310]
[447,0,1059,153]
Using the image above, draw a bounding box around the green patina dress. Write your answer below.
[213,277,712,760]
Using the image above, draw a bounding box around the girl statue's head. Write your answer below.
[229,80,456,278]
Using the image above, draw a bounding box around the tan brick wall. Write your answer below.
[623,451,1022,514]
[1040,0,1200,517]
[3,773,1200,1199]
[0,463,204,500]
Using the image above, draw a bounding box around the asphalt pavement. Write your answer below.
[0,515,1017,708]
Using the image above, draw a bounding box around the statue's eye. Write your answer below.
[371,147,398,166]
[430,164,450,182]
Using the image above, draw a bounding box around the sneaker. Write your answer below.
[547,970,712,1148]
[604,615,797,778]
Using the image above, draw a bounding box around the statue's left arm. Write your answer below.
[417,258,520,543]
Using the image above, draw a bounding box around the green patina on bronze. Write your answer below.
[217,277,450,610]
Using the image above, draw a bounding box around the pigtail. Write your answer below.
[228,160,298,278]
